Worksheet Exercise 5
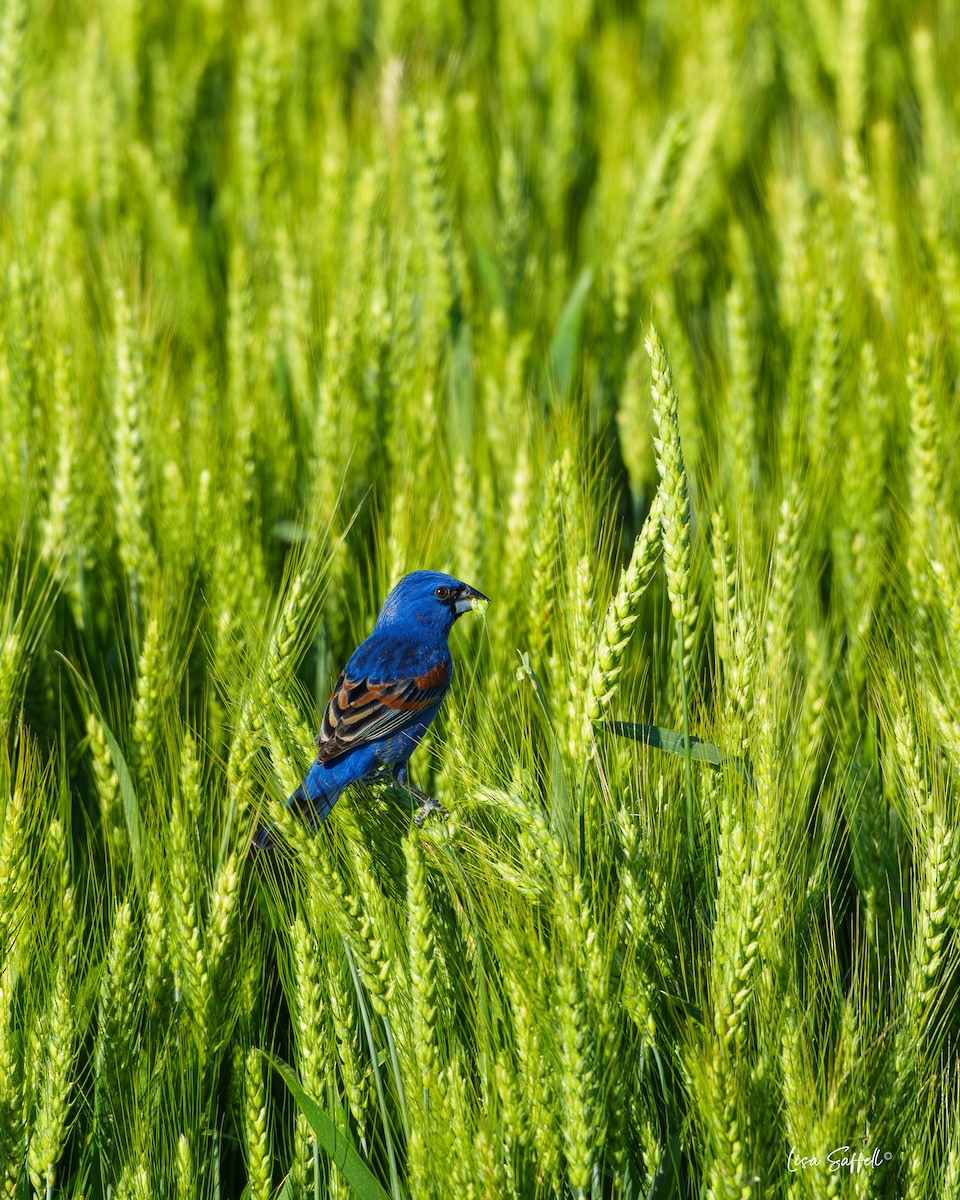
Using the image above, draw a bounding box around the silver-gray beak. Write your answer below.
[453,582,490,615]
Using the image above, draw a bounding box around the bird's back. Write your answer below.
[348,625,453,682]
[311,627,452,766]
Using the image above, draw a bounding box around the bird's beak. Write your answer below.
[453,582,490,615]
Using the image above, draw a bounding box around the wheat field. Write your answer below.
[1,0,960,1196]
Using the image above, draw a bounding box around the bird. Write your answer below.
[253,570,488,848]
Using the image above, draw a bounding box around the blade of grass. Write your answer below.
[646,1132,681,1200]
[676,619,695,855]
[547,266,594,397]
[343,943,402,1200]
[55,651,145,893]
[604,721,753,786]
[265,1054,392,1200]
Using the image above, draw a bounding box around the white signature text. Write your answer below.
[788,1146,893,1174]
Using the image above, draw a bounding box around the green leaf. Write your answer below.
[546,266,594,396]
[609,720,722,765]
[646,1133,681,1200]
[272,519,308,544]
[56,652,145,894]
[605,721,753,787]
[471,236,506,312]
[266,1054,391,1200]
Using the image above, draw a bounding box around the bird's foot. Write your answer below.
[373,766,447,825]
[407,784,447,827]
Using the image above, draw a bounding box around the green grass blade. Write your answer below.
[265,1054,391,1200]
[606,720,721,764]
[604,720,753,786]
[55,651,145,892]
[547,266,594,395]
[646,1133,681,1200]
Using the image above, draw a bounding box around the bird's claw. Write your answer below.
[414,795,447,827]
[408,785,447,827]
[371,768,447,825]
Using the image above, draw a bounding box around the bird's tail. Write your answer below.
[252,816,279,851]
[252,781,341,850]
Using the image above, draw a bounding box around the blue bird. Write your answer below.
[254,570,488,848]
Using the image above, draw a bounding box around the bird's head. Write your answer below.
[375,570,489,637]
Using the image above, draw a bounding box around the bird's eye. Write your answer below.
[434,586,451,600]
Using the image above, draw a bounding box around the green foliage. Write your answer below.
[2,0,960,1196]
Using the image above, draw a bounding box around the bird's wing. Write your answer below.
[315,657,451,763]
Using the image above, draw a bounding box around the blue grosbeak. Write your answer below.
[254,570,488,848]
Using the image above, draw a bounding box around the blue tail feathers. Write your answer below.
[252,780,341,850]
